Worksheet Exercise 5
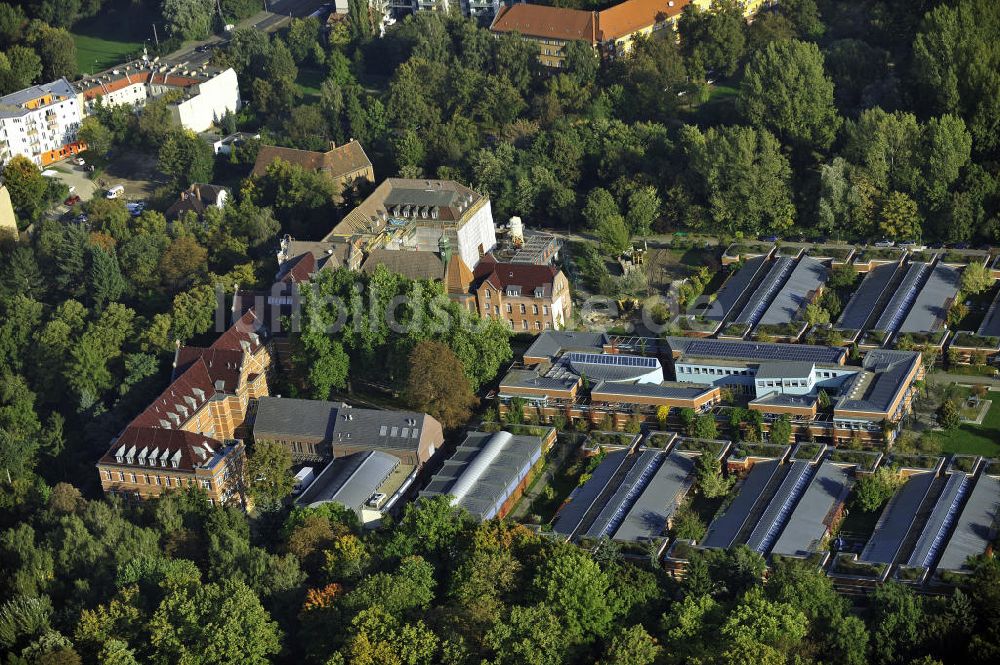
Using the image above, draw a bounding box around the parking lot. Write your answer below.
[97,151,166,201]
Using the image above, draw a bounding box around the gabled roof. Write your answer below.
[278,251,316,285]
[99,428,226,472]
[598,0,690,42]
[491,3,597,43]
[251,140,372,180]
[474,258,559,296]
[361,249,446,282]
[445,253,474,295]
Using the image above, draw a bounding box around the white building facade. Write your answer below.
[0,78,84,167]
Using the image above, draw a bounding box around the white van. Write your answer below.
[105,185,125,199]
[291,467,315,495]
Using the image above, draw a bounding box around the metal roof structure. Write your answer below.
[585,449,663,539]
[704,255,769,321]
[977,289,1000,337]
[907,472,972,568]
[835,349,920,414]
[837,263,899,330]
[770,461,855,557]
[673,338,845,365]
[523,331,609,362]
[702,459,784,549]
[754,361,815,380]
[872,262,929,333]
[590,381,715,401]
[899,264,959,333]
[746,460,815,553]
[613,452,696,542]
[565,352,662,383]
[735,257,796,326]
[759,256,829,325]
[296,450,400,509]
[419,430,544,521]
[860,471,936,564]
[936,474,1000,573]
[553,449,630,536]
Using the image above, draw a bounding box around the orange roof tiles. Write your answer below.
[491,3,597,43]
[598,0,690,41]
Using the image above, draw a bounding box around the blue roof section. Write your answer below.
[873,262,929,333]
[613,452,696,542]
[703,255,769,321]
[770,461,854,557]
[899,264,959,333]
[745,460,815,553]
[585,450,662,539]
[672,338,845,365]
[837,263,898,330]
[907,473,971,568]
[759,256,829,325]
[937,474,1000,573]
[860,471,936,564]
[702,459,783,549]
[977,289,1000,337]
[552,449,630,537]
[735,257,796,326]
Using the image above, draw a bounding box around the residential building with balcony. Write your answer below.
[0,78,84,167]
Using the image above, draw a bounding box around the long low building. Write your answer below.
[701,459,785,550]
[419,428,550,521]
[859,471,937,566]
[936,472,1000,575]
[906,472,972,569]
[553,448,695,543]
[837,263,900,331]
[770,460,854,558]
[251,397,444,468]
[295,450,407,527]
[897,264,959,335]
[758,256,829,327]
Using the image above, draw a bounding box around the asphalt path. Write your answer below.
[162,0,327,67]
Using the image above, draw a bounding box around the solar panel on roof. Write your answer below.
[565,352,658,368]
[684,340,843,363]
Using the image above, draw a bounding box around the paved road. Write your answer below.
[925,372,1000,389]
[162,0,327,67]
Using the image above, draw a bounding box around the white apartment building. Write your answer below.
[74,63,241,133]
[0,78,84,167]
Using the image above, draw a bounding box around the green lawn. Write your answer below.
[923,390,1000,457]
[73,33,144,74]
[297,68,325,103]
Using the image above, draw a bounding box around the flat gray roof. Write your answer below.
[899,264,959,333]
[585,449,663,539]
[613,452,695,542]
[746,460,814,553]
[907,472,969,568]
[296,450,399,509]
[419,430,543,521]
[253,396,337,443]
[523,331,608,361]
[873,262,929,333]
[759,256,829,325]
[702,459,784,549]
[553,450,630,537]
[937,474,1000,573]
[770,461,854,557]
[837,263,898,330]
[667,337,846,365]
[860,471,936,564]
[735,257,795,326]
[590,381,713,401]
[704,255,768,321]
[977,289,1000,337]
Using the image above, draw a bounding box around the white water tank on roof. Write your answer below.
[509,216,524,244]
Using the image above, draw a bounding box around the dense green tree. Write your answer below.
[769,414,793,445]
[246,440,293,510]
[1,156,48,224]
[27,24,76,79]
[679,0,747,79]
[533,545,614,641]
[403,340,476,430]
[879,191,923,240]
[869,582,925,665]
[912,0,1000,152]
[0,45,41,94]
[485,603,568,665]
[158,130,214,190]
[681,124,795,235]
[739,39,840,151]
[854,467,903,512]
[87,245,126,310]
[625,186,661,236]
[162,0,213,41]
[960,262,993,295]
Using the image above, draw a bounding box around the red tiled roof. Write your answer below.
[475,260,559,294]
[211,309,267,353]
[279,252,316,284]
[100,427,225,472]
[251,140,372,179]
[130,357,217,430]
[491,3,597,43]
[597,0,690,42]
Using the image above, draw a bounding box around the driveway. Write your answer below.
[46,164,98,201]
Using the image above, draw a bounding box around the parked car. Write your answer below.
[63,194,81,206]
[898,241,926,251]
[761,235,779,243]
[72,157,85,166]
[874,239,895,248]
[106,184,125,199]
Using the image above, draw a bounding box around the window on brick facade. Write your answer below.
[533,304,538,315]
[506,303,512,313]
[522,320,528,330]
